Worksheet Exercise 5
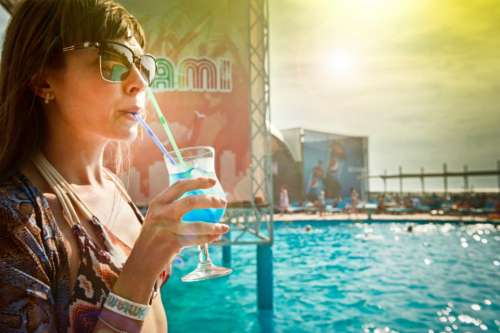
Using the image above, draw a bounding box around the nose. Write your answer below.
[123,63,147,95]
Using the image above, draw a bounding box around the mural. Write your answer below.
[120,0,251,204]
[303,132,368,201]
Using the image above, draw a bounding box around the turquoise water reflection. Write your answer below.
[162,222,500,333]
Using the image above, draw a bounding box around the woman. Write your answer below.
[324,142,345,199]
[279,185,289,215]
[0,0,228,332]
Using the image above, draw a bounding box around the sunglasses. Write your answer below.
[62,41,157,86]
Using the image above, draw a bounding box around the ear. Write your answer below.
[30,72,55,100]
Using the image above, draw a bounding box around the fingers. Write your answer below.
[175,222,229,236]
[178,233,224,247]
[155,177,216,204]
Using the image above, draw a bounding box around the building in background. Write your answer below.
[272,127,369,205]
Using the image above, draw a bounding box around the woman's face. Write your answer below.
[45,37,147,143]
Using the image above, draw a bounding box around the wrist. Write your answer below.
[112,264,156,304]
[112,234,179,303]
[104,291,150,320]
[99,308,142,333]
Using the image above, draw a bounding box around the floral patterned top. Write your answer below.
[0,172,158,332]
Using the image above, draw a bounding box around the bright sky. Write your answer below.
[269,0,500,191]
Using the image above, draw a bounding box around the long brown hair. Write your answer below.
[0,0,145,180]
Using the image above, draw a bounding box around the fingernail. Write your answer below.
[208,178,216,185]
[216,223,229,232]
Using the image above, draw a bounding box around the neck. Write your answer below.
[41,128,109,187]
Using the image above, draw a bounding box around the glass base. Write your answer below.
[181,261,232,282]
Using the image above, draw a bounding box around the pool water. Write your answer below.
[161,222,500,333]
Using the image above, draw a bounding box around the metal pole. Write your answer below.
[443,163,448,195]
[257,244,273,310]
[420,167,425,194]
[497,160,500,193]
[464,165,469,193]
[222,229,232,268]
[399,166,403,195]
[383,169,387,194]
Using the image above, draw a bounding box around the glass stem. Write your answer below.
[198,243,212,265]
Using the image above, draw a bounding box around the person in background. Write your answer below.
[377,193,386,213]
[306,160,324,203]
[324,141,345,199]
[350,187,359,214]
[318,189,326,216]
[0,1,228,332]
[279,184,290,215]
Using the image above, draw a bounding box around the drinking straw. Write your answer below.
[133,113,177,165]
[146,88,186,166]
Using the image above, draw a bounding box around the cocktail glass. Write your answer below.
[166,146,232,282]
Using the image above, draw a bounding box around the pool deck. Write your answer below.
[274,213,500,224]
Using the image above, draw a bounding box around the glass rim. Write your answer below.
[166,145,215,162]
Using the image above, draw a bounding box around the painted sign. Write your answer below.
[121,0,251,204]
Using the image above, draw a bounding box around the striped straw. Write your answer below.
[146,88,186,166]
[133,113,177,165]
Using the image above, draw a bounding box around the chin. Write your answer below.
[112,124,140,142]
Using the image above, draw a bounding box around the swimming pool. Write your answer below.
[161,221,500,333]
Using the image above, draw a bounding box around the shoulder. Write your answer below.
[0,172,66,275]
[0,172,69,295]
[0,174,61,332]
[0,173,42,231]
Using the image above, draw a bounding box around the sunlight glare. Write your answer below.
[327,49,358,77]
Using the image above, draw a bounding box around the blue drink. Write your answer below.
[165,145,232,282]
[169,167,226,222]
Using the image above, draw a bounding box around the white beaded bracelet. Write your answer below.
[103,292,151,321]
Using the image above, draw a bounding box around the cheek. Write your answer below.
[57,78,118,120]
[48,57,128,137]
[55,61,117,112]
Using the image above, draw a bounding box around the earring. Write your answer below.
[44,94,53,104]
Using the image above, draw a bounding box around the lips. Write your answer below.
[119,106,144,118]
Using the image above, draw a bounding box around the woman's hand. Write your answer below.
[113,177,229,303]
[143,176,229,251]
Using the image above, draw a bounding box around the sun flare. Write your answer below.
[327,49,358,77]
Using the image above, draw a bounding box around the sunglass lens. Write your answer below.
[100,49,131,82]
[139,55,156,85]
[100,43,133,82]
[100,42,156,85]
